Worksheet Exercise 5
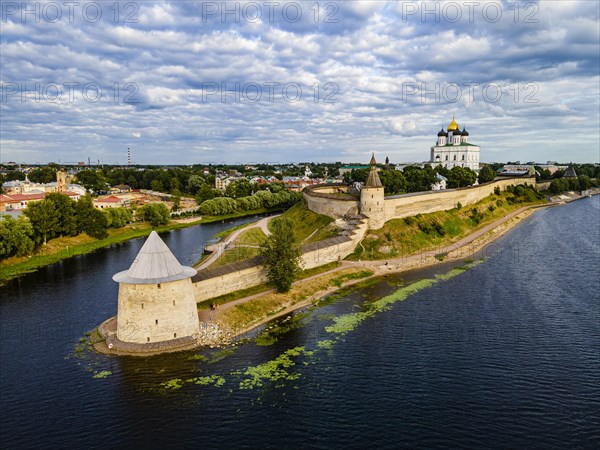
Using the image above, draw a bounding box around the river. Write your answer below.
[1,198,598,449]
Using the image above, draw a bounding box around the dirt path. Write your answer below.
[197,215,279,270]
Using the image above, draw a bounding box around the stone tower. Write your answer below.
[112,231,199,344]
[360,153,385,229]
[57,169,67,193]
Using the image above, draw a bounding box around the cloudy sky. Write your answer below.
[1,0,598,165]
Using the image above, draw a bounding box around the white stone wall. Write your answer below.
[304,190,360,219]
[116,278,200,344]
[384,178,533,221]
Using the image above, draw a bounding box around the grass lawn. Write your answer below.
[270,202,335,242]
[209,246,261,268]
[197,261,342,310]
[218,267,374,330]
[235,227,267,246]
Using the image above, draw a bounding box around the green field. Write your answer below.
[269,202,335,242]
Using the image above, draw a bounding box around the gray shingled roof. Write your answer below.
[113,231,196,284]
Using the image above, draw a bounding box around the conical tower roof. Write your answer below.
[564,164,577,178]
[365,153,383,188]
[113,231,196,284]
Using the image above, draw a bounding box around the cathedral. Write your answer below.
[430,117,480,171]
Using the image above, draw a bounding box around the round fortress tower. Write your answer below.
[360,153,385,230]
[112,231,200,345]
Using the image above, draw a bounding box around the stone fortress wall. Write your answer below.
[383,177,533,220]
[305,178,534,222]
[191,177,534,303]
[192,217,369,303]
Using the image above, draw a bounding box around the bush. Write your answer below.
[496,199,504,207]
[494,186,501,196]
[139,203,170,227]
[455,202,462,210]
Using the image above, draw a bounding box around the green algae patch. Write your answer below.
[317,340,335,350]
[187,354,208,361]
[187,375,226,387]
[208,348,237,364]
[255,313,309,346]
[92,370,112,379]
[161,378,184,390]
[239,346,306,389]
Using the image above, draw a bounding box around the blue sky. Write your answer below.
[1,1,599,165]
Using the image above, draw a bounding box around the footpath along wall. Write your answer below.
[192,217,369,302]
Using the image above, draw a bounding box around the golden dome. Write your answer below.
[447,116,459,131]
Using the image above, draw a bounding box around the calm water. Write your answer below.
[1,198,599,449]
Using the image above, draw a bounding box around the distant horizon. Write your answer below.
[2,159,598,168]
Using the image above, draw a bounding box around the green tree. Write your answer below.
[106,207,131,228]
[477,165,496,184]
[259,217,302,293]
[404,166,436,192]
[150,179,164,192]
[187,175,206,194]
[0,216,35,258]
[447,166,477,188]
[75,195,108,239]
[28,167,56,184]
[45,193,78,237]
[4,171,26,181]
[195,185,221,205]
[578,175,592,191]
[139,203,170,226]
[225,178,254,198]
[76,170,108,193]
[549,178,569,194]
[378,170,407,195]
[23,199,60,244]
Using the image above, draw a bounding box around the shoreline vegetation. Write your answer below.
[196,188,599,348]
[0,206,283,284]
[94,189,598,357]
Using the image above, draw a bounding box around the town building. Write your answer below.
[430,117,480,170]
[2,169,85,196]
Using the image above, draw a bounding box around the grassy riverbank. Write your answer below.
[217,267,374,332]
[0,207,281,284]
[348,188,545,261]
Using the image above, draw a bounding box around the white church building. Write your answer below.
[430,117,480,171]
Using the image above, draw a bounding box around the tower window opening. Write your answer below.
[454,155,457,160]
[141,303,144,309]
[173,300,176,306]
[157,283,161,289]
[147,337,150,342]
[155,319,158,325]
[462,155,465,160]
[371,195,373,199]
